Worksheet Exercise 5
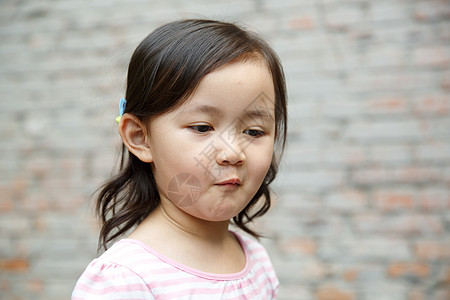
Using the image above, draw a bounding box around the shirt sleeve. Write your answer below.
[72,260,154,300]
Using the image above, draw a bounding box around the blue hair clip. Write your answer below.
[116,97,127,124]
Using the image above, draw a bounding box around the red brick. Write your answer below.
[418,189,450,211]
[324,189,367,211]
[394,167,441,183]
[437,266,450,285]
[0,186,14,212]
[442,71,450,90]
[323,146,366,166]
[26,279,43,293]
[302,261,329,280]
[414,0,450,21]
[342,269,358,282]
[20,194,50,213]
[0,258,29,272]
[26,156,52,180]
[52,194,85,212]
[316,285,355,300]
[445,268,450,283]
[369,145,412,165]
[435,289,450,300]
[354,214,443,235]
[289,15,315,30]
[0,279,10,292]
[408,288,426,300]
[412,46,449,67]
[415,241,450,260]
[368,96,408,114]
[329,264,363,282]
[12,177,27,201]
[279,238,317,255]
[374,190,415,211]
[439,22,450,40]
[387,263,430,278]
[414,94,450,114]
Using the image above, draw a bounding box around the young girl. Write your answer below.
[72,19,287,299]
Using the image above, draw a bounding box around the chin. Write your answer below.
[208,208,243,222]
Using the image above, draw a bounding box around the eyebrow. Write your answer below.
[243,107,275,123]
[182,104,275,122]
[183,105,223,117]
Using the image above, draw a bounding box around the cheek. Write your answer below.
[247,143,274,181]
[151,139,208,196]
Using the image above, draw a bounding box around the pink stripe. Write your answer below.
[153,266,274,298]
[122,238,252,281]
[73,295,148,300]
[73,232,278,298]
[221,267,273,293]
[154,286,230,298]
[137,266,182,277]
[248,248,269,259]
[154,282,271,299]
[80,270,147,284]
[242,274,276,298]
[107,242,160,260]
[151,259,268,291]
[75,282,150,295]
[73,294,148,300]
[151,275,209,288]
[81,272,111,283]
[148,264,268,288]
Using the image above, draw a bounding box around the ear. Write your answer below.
[118,113,153,163]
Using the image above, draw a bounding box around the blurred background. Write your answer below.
[0,0,449,299]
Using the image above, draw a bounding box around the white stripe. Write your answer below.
[73,288,154,300]
[72,232,278,299]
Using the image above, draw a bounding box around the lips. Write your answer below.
[216,178,241,186]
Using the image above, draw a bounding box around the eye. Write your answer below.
[244,129,265,138]
[190,125,213,133]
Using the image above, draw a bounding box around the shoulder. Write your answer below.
[233,231,279,290]
[232,231,280,297]
[232,231,278,274]
[72,240,156,299]
[233,231,272,261]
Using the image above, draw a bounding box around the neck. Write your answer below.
[131,201,232,246]
[158,203,231,242]
[129,201,246,274]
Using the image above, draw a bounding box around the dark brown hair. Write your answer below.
[96,19,287,250]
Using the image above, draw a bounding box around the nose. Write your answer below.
[215,135,246,166]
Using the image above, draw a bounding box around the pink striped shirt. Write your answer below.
[72,231,279,299]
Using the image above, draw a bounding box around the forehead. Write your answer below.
[179,60,275,115]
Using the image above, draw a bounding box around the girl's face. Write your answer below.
[147,60,276,222]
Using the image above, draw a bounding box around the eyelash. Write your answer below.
[189,125,265,137]
[244,129,265,138]
[190,125,213,133]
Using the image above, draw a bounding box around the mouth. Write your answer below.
[216,178,241,186]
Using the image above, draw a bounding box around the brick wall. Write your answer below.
[0,0,449,299]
